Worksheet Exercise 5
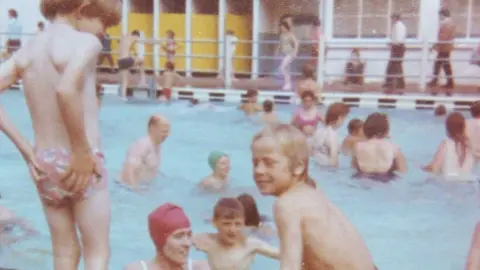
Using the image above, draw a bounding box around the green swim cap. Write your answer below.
[208,151,227,170]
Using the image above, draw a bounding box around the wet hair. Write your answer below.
[434,105,447,116]
[263,100,273,113]
[131,30,140,36]
[279,21,290,32]
[363,113,389,139]
[190,98,199,105]
[148,115,161,129]
[165,61,175,71]
[300,90,316,101]
[470,101,480,118]
[236,194,260,227]
[445,112,468,166]
[439,8,450,17]
[246,89,258,98]
[391,13,401,20]
[213,197,244,220]
[325,102,350,126]
[41,0,121,27]
[251,124,310,182]
[166,29,175,38]
[347,118,364,135]
[8,9,18,18]
[302,64,315,79]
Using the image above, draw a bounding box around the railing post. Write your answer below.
[224,38,232,89]
[317,35,326,87]
[419,38,429,92]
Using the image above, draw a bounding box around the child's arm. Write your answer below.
[274,199,303,270]
[422,141,445,174]
[466,222,480,270]
[192,233,213,253]
[251,237,279,259]
[0,50,37,166]
[328,131,340,167]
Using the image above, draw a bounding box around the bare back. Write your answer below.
[276,184,375,269]
[163,71,182,88]
[354,139,397,173]
[16,23,101,150]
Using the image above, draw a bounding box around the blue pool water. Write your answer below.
[0,90,478,269]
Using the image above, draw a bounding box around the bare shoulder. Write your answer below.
[72,32,102,56]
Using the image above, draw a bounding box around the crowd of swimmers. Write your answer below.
[0,0,479,270]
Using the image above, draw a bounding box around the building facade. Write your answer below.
[0,0,478,86]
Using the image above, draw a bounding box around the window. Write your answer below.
[130,0,153,13]
[450,0,480,38]
[333,0,420,39]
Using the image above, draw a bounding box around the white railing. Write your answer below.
[1,32,478,92]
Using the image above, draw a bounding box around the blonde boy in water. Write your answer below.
[0,0,121,269]
[251,124,377,270]
[193,197,279,270]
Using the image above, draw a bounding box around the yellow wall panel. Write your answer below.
[191,14,218,72]
[226,14,252,73]
[105,24,121,65]
[128,13,154,69]
[159,13,186,70]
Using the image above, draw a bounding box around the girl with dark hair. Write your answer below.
[236,194,276,240]
[352,113,407,181]
[423,112,475,180]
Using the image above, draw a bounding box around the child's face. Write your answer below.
[302,96,315,109]
[213,216,245,245]
[76,17,105,36]
[215,156,231,176]
[248,95,258,103]
[252,136,299,196]
[163,228,192,264]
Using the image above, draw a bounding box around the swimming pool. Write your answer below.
[0,90,478,269]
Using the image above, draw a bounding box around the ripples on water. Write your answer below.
[0,92,478,269]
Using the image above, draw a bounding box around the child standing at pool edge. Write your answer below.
[0,0,121,269]
[251,124,377,269]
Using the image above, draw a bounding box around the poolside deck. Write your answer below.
[98,71,480,95]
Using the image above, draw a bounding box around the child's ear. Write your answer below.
[293,160,306,177]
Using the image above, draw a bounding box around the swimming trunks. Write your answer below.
[353,158,398,183]
[118,57,135,70]
[33,148,107,208]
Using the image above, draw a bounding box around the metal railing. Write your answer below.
[1,32,478,92]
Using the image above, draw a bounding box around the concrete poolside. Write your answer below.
[97,70,480,95]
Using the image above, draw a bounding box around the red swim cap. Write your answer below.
[148,203,191,251]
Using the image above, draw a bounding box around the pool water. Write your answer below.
[0,90,478,270]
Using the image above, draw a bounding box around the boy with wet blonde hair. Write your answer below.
[193,197,279,269]
[251,124,377,270]
[0,0,120,269]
